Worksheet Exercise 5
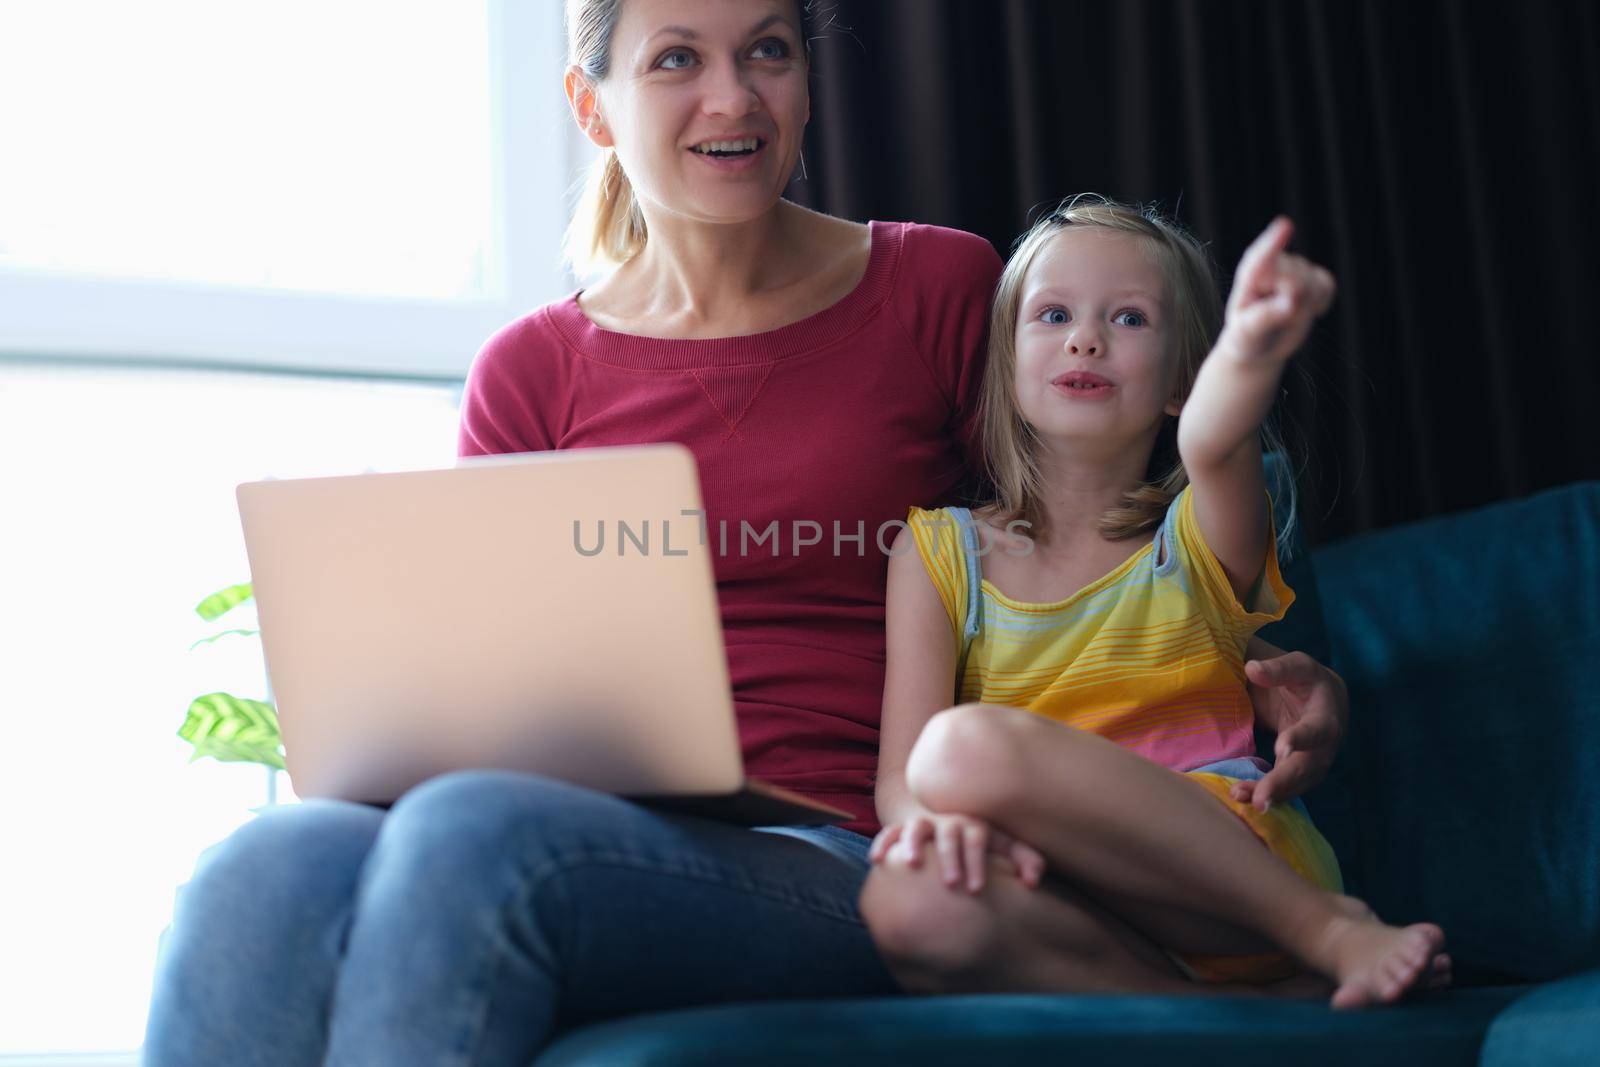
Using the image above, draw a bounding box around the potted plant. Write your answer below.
[178,582,285,778]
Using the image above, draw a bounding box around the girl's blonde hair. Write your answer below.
[979,194,1292,545]
[561,0,817,277]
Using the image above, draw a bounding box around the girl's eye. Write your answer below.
[1041,307,1070,325]
[1114,310,1147,328]
[659,49,695,70]
[751,37,790,60]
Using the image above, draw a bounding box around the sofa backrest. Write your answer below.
[1312,481,1600,983]
[1257,451,1332,668]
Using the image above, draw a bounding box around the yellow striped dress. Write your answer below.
[906,487,1344,983]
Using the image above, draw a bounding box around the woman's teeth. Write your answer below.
[692,138,761,156]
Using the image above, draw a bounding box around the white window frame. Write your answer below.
[0,0,586,380]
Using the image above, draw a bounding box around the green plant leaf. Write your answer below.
[179,691,284,770]
[195,583,253,621]
[186,627,261,651]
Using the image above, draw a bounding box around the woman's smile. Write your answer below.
[688,135,770,173]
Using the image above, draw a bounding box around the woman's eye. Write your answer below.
[1114,310,1146,327]
[751,38,790,59]
[659,49,695,70]
[1041,308,1070,325]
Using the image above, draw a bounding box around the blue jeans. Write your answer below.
[142,770,896,1066]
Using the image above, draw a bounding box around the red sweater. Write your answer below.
[458,220,1003,837]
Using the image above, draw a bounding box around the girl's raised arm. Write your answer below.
[1177,217,1336,602]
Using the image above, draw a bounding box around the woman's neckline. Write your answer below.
[546,220,901,370]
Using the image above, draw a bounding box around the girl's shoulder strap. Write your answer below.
[948,507,986,682]
[946,507,984,642]
[905,506,974,647]
[1153,486,1191,576]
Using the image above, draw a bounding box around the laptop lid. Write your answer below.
[236,444,746,804]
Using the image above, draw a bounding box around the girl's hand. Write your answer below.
[869,812,1046,893]
[1234,651,1348,811]
[1217,217,1337,366]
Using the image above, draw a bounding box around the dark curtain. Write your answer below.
[787,0,1600,544]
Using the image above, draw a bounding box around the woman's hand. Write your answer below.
[1236,649,1349,811]
[1216,217,1337,367]
[870,811,1046,893]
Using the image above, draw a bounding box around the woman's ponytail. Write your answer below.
[564,146,648,278]
[563,0,647,277]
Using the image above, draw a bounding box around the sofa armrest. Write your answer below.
[1479,967,1600,1067]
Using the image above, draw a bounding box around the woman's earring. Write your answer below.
[798,149,808,181]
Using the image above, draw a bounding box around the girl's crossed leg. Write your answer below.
[862,847,1336,999]
[862,704,1449,1009]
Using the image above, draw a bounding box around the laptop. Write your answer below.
[235,443,851,826]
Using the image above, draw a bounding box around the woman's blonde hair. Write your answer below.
[562,0,818,277]
[563,0,647,277]
[979,194,1292,545]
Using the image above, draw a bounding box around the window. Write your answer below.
[0,1,580,1058]
[0,362,462,1056]
[0,0,579,378]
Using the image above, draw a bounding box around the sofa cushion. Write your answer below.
[1312,482,1600,983]
[1479,966,1600,1067]
[535,988,1527,1067]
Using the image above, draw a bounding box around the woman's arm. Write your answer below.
[457,325,560,457]
[1177,218,1335,603]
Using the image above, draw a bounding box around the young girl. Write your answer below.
[861,197,1450,1009]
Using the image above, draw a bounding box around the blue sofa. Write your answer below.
[535,476,1600,1066]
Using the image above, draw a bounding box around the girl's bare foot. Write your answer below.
[1309,900,1448,1009]
[1258,953,1452,1002]
[1425,952,1454,991]
[1185,895,1451,1003]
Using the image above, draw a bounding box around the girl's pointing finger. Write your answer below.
[1236,217,1295,295]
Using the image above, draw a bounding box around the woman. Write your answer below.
[143,1,1350,1062]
